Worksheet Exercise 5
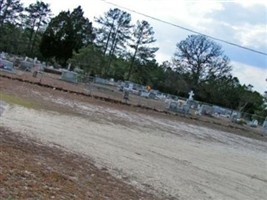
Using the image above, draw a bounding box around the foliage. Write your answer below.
[69,45,105,76]
[127,20,158,80]
[0,1,49,58]
[197,75,240,108]
[24,0,51,56]
[40,6,94,66]
[0,0,24,54]
[146,61,189,96]
[95,8,132,73]
[0,0,23,26]
[174,35,232,86]
[0,22,25,54]
[236,85,264,113]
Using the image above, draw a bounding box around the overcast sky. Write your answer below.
[21,0,267,94]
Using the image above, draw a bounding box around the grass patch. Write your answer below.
[0,92,37,109]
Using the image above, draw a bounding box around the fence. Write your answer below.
[1,66,266,136]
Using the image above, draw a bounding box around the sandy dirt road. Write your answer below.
[1,98,267,200]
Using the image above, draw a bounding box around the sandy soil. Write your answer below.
[0,128,158,200]
[1,92,267,200]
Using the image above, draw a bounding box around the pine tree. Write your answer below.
[127,20,158,80]
[0,0,23,26]
[95,8,132,75]
[25,0,51,56]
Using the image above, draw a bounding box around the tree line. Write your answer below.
[0,0,266,117]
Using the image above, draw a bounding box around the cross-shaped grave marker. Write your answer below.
[188,90,194,100]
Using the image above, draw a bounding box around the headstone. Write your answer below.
[199,104,213,116]
[61,71,78,83]
[95,77,108,85]
[230,111,242,123]
[184,99,199,115]
[19,60,34,71]
[32,70,38,77]
[140,90,150,98]
[262,120,267,136]
[251,119,258,127]
[169,102,178,111]
[33,57,38,64]
[188,90,194,100]
[0,52,6,59]
[67,63,71,71]
[0,59,15,73]
[123,90,129,101]
[148,92,157,99]
[168,100,186,113]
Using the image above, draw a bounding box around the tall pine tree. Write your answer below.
[25,0,51,56]
[0,0,23,26]
[95,8,132,75]
[127,20,158,80]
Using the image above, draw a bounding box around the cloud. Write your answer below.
[194,2,267,69]
[210,2,267,26]
[232,61,267,94]
[236,24,267,50]
[206,3,267,53]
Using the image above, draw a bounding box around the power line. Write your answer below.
[99,0,267,56]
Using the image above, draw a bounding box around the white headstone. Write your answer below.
[262,120,267,136]
[61,71,78,83]
[33,57,38,64]
[67,63,71,70]
[188,90,194,100]
[252,120,258,126]
[0,52,6,59]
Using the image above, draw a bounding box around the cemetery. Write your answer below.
[1,2,266,199]
[0,53,266,200]
[0,51,265,132]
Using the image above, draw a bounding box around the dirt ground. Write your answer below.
[0,128,158,200]
[1,75,267,200]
